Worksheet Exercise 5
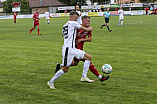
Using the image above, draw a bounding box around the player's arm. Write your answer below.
[76,35,92,45]
[80,26,93,32]
[103,14,105,18]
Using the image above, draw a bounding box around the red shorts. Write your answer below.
[33,20,39,27]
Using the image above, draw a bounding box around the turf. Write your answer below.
[0,15,157,104]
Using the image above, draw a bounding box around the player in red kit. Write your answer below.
[30,9,41,35]
[55,16,109,82]
[13,12,17,24]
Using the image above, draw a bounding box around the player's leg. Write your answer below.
[121,19,123,26]
[37,22,41,35]
[106,19,112,32]
[82,52,94,82]
[48,66,68,89]
[89,62,110,82]
[48,47,73,89]
[30,22,36,34]
[48,17,50,24]
[118,19,121,25]
[45,17,47,24]
[101,18,107,29]
[55,57,79,73]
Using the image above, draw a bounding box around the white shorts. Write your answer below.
[62,47,85,66]
[119,15,124,20]
[45,17,50,20]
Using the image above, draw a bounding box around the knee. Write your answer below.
[62,67,69,73]
[88,55,92,61]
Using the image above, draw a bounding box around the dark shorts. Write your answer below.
[105,18,109,23]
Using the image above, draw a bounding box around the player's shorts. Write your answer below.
[105,18,109,23]
[45,17,50,20]
[62,47,85,66]
[14,16,16,20]
[119,15,124,20]
[33,20,39,27]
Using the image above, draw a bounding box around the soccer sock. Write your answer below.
[45,21,47,23]
[70,61,74,66]
[37,28,40,34]
[98,75,102,79]
[49,69,65,83]
[30,28,34,31]
[121,21,123,25]
[107,26,110,30]
[89,62,100,77]
[102,24,106,26]
[48,20,50,23]
[82,60,91,78]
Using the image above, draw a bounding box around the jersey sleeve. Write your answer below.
[88,31,92,36]
[73,21,81,29]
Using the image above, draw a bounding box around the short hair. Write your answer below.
[69,11,79,16]
[36,9,38,11]
[82,15,90,20]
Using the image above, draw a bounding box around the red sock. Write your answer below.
[30,28,34,31]
[89,62,100,77]
[37,29,40,34]
[70,61,74,66]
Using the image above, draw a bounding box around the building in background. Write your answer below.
[29,0,64,14]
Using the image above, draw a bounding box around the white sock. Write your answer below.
[48,20,50,23]
[82,60,91,78]
[49,69,65,83]
[45,21,47,23]
[98,75,102,79]
[121,21,123,25]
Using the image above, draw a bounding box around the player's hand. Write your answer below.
[88,27,94,31]
[76,39,82,45]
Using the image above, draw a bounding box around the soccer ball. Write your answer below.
[102,64,112,74]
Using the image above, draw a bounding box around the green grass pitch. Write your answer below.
[0,15,157,104]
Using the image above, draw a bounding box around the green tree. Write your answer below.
[3,0,31,14]
[3,0,12,14]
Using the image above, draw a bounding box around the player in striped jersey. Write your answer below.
[47,11,94,89]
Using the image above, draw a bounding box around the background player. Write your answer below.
[55,16,110,82]
[13,12,17,24]
[45,10,50,24]
[30,9,41,35]
[76,5,82,24]
[118,7,124,26]
[47,11,94,89]
[101,8,112,32]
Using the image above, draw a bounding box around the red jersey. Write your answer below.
[13,13,17,19]
[76,29,92,50]
[33,13,39,22]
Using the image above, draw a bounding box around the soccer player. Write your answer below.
[45,10,50,24]
[13,12,17,24]
[55,16,110,82]
[101,8,112,32]
[76,5,82,24]
[47,11,94,89]
[118,7,124,26]
[150,5,154,15]
[30,9,41,35]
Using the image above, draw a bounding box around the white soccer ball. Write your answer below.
[102,64,112,74]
